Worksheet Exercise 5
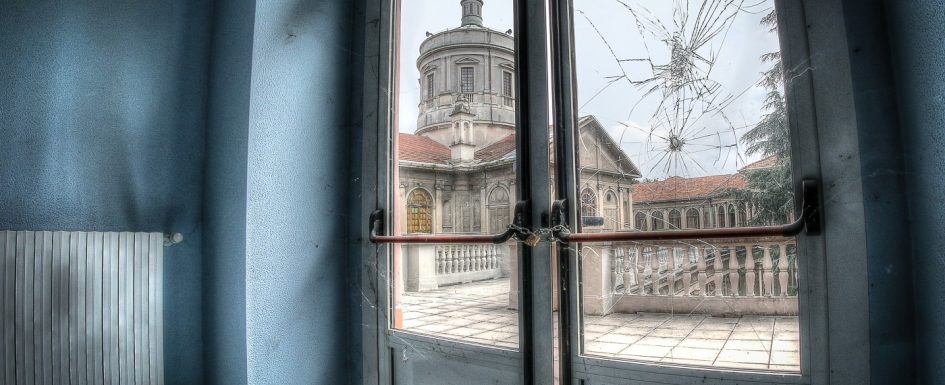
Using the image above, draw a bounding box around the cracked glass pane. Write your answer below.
[392,0,520,351]
[571,0,801,372]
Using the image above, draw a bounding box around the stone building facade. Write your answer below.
[397,1,640,237]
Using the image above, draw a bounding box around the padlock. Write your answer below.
[523,233,541,247]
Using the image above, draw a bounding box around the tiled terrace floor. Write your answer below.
[401,278,800,372]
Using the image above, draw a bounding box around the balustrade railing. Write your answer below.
[610,240,797,298]
[581,238,799,316]
[435,244,500,275]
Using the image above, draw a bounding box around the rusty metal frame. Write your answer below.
[553,179,821,243]
[369,201,529,244]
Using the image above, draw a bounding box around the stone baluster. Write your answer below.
[697,247,707,297]
[682,247,692,296]
[492,246,499,269]
[475,245,483,271]
[667,247,677,296]
[452,246,460,273]
[633,246,644,294]
[465,246,472,272]
[762,244,774,296]
[623,248,635,291]
[728,247,740,296]
[445,246,453,273]
[712,248,723,297]
[745,244,756,296]
[778,243,789,296]
[436,247,444,275]
[650,246,661,294]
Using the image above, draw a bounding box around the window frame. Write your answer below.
[549,0,869,384]
[359,0,872,384]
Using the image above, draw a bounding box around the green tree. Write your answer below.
[737,9,794,225]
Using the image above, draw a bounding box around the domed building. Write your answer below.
[397,0,641,238]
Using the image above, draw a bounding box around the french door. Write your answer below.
[362,0,833,384]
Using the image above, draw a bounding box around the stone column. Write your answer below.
[404,244,439,292]
[581,244,614,316]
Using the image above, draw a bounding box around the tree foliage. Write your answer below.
[737,9,794,225]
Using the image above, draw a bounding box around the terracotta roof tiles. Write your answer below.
[633,174,747,203]
[397,133,450,164]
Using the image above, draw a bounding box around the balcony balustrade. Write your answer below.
[582,237,798,316]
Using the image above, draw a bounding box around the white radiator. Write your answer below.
[0,231,164,385]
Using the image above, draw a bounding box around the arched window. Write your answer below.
[717,206,726,228]
[406,189,433,234]
[635,212,647,231]
[604,191,618,229]
[652,211,665,230]
[581,188,597,218]
[728,204,737,228]
[703,210,712,229]
[687,208,700,229]
[487,186,511,233]
[668,209,682,229]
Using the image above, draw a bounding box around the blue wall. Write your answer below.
[841,1,915,382]
[202,0,256,384]
[0,1,212,384]
[886,0,945,382]
[242,1,354,383]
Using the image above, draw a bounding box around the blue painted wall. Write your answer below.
[242,1,354,383]
[841,1,915,382]
[886,0,945,382]
[0,1,212,384]
[202,0,256,384]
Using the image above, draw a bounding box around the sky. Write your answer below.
[398,0,782,180]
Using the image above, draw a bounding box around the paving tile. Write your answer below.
[770,350,800,366]
[637,336,682,347]
[471,330,516,341]
[688,329,732,339]
[768,364,801,372]
[723,339,771,351]
[772,339,800,352]
[716,349,769,364]
[585,341,628,355]
[622,344,672,357]
[729,331,774,341]
[650,328,694,338]
[774,331,800,341]
[666,347,720,361]
[677,338,727,350]
[595,333,643,345]
[416,323,455,333]
[467,322,506,331]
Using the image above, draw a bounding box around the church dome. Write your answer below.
[414,0,516,149]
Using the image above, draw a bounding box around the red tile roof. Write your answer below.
[741,155,779,171]
[397,133,450,164]
[475,134,516,162]
[633,174,746,203]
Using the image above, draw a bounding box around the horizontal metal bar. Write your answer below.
[557,217,804,243]
[555,178,821,244]
[368,209,519,244]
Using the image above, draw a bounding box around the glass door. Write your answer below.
[551,0,828,383]
[368,0,557,383]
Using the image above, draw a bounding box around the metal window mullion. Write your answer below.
[514,0,555,383]
[548,0,580,382]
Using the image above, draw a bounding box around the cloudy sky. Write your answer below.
[398,0,781,180]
